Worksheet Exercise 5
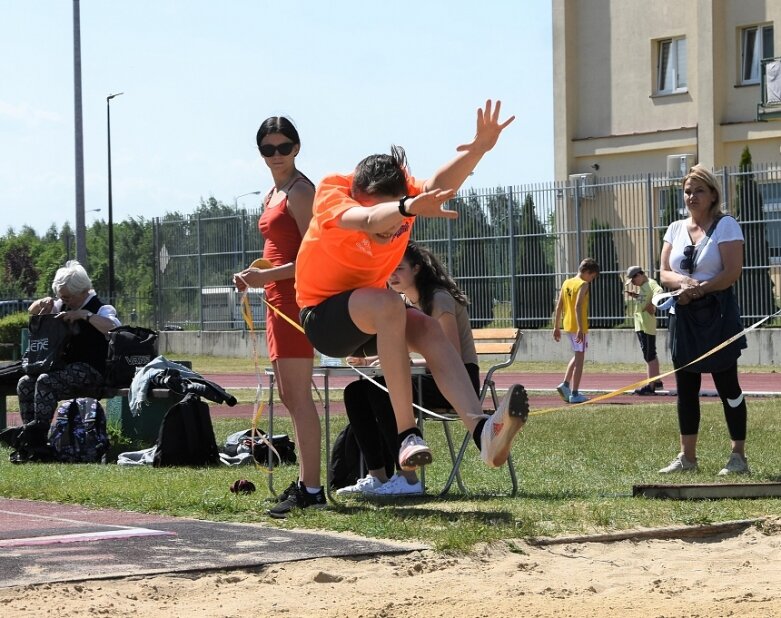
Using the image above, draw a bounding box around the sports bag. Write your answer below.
[152,393,220,467]
[104,326,158,387]
[22,314,73,376]
[48,398,110,463]
[223,429,297,465]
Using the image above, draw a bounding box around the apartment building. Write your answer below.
[553,0,781,180]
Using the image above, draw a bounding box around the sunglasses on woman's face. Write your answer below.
[259,142,295,157]
[680,244,696,274]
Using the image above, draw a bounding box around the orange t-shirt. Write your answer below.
[295,172,424,308]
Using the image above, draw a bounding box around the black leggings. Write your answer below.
[674,364,747,440]
[343,363,481,473]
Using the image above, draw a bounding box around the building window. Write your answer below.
[741,25,774,84]
[656,37,687,94]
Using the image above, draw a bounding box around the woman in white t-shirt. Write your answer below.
[657,164,749,476]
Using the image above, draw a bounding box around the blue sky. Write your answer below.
[1,1,553,235]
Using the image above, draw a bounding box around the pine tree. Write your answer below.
[733,147,778,322]
[513,193,556,328]
[586,219,623,327]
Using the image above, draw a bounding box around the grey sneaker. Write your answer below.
[658,453,698,474]
[556,382,572,402]
[717,453,749,476]
[568,393,589,404]
[480,384,529,468]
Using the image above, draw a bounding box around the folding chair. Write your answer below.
[418,327,524,496]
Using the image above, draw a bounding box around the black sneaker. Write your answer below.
[267,482,326,519]
[634,385,656,396]
[653,381,664,390]
[269,480,298,504]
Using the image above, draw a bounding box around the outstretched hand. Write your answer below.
[456,99,515,155]
[407,188,458,219]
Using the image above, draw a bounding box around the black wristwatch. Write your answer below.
[398,196,416,217]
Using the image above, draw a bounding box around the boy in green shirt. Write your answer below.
[625,266,664,394]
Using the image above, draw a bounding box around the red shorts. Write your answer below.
[265,299,313,361]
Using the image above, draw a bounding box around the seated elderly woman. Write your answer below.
[16,260,120,446]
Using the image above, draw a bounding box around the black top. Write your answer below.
[62,296,109,372]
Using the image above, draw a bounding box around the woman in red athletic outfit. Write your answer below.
[233,117,324,517]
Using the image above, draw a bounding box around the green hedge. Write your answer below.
[0,312,29,360]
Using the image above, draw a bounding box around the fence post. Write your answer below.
[507,185,517,327]
[645,174,655,273]
[197,213,204,332]
[574,179,583,263]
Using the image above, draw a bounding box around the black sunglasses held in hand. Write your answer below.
[259,142,295,157]
[680,244,696,274]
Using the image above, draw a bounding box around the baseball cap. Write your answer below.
[625,266,643,282]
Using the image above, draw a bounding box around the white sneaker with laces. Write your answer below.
[718,453,749,476]
[480,384,529,468]
[398,433,432,471]
[335,474,386,496]
[658,453,698,474]
[365,473,423,496]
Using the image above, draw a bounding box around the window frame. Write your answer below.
[656,36,688,95]
[741,24,774,85]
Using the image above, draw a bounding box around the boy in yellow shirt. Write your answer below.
[553,258,600,403]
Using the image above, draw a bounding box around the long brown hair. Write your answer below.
[404,241,469,316]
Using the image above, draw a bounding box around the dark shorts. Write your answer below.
[300,290,379,358]
[636,331,657,363]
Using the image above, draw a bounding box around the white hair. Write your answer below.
[51,260,93,296]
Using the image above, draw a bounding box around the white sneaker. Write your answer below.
[365,473,423,496]
[718,453,749,476]
[398,433,433,471]
[335,474,386,496]
[480,384,529,468]
[658,453,698,474]
[568,393,589,404]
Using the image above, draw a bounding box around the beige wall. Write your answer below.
[554,0,781,179]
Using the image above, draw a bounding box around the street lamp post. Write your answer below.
[233,190,262,210]
[106,91,123,305]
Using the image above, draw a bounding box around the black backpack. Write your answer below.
[104,326,158,387]
[329,424,362,490]
[48,398,110,463]
[152,394,220,467]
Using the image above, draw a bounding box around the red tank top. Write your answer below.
[258,176,313,303]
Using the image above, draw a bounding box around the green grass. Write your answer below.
[2,399,780,551]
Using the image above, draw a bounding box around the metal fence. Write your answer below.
[153,164,781,330]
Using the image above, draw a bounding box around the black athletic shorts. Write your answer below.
[300,290,379,358]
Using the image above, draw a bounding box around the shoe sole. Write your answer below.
[399,447,433,471]
[267,502,327,519]
[483,384,529,468]
[555,385,569,402]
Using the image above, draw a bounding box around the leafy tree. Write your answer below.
[733,146,778,322]
[2,241,38,296]
[585,219,623,328]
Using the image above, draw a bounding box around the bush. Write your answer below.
[0,312,28,360]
